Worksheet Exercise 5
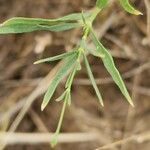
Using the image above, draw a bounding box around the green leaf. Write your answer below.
[119,0,142,15]
[0,12,91,34]
[55,91,67,102]
[90,29,134,106]
[1,17,56,26]
[2,12,91,25]
[0,23,41,34]
[41,53,78,111]
[96,0,108,9]
[65,63,78,88]
[34,51,76,64]
[38,22,80,32]
[0,21,80,34]
[83,53,104,106]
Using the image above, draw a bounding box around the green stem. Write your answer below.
[80,6,101,47]
[51,5,102,147]
[55,99,67,135]
[50,98,67,147]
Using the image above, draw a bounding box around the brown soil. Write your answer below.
[0,0,149,150]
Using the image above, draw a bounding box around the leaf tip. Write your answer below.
[130,101,134,107]
[33,61,38,65]
[127,96,134,107]
[33,60,42,64]
[41,103,46,111]
[134,10,143,15]
[99,99,104,107]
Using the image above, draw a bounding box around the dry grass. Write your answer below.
[0,0,149,150]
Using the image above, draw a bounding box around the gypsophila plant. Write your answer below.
[0,0,142,147]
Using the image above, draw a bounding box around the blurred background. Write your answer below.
[0,0,150,149]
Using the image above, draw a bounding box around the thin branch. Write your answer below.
[0,132,99,145]
[9,61,63,132]
[95,132,150,150]
[144,0,150,44]
[0,13,117,130]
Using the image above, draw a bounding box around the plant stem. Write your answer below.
[56,99,67,135]
[50,98,67,147]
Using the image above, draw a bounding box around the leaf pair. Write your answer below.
[41,51,78,111]
[34,50,79,107]
[0,12,91,34]
[56,62,78,106]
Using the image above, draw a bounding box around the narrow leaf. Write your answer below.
[1,12,91,25]
[41,53,78,111]
[55,91,67,102]
[119,0,143,15]
[65,63,78,88]
[83,53,104,106]
[1,17,57,26]
[0,12,91,34]
[34,51,76,64]
[0,24,41,34]
[90,29,134,106]
[0,22,80,34]
[38,22,80,32]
